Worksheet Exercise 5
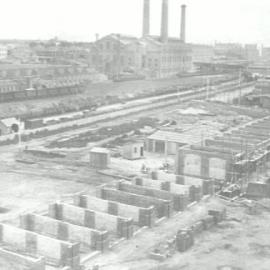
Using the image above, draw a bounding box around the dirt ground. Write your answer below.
[0,149,112,225]
[0,82,268,270]
[85,198,270,270]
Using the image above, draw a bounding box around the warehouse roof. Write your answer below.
[147,130,202,145]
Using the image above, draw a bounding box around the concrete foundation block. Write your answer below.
[108,201,118,216]
[138,207,155,227]
[172,194,189,211]
[192,221,204,235]
[25,232,37,254]
[163,200,173,218]
[161,181,170,191]
[57,222,69,241]
[60,243,80,269]
[20,214,35,231]
[63,256,81,270]
[117,218,133,239]
[175,175,185,185]
[202,180,215,195]
[176,232,188,252]
[201,215,215,230]
[133,177,143,186]
[177,228,194,249]
[49,203,63,220]
[208,208,226,223]
[189,186,203,202]
[84,210,96,228]
[91,231,109,251]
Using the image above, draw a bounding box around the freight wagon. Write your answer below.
[0,84,84,103]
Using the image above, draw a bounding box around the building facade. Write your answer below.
[90,1,192,79]
[191,44,214,63]
[244,44,260,62]
[262,47,270,63]
[91,34,192,79]
[0,45,8,60]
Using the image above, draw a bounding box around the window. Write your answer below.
[148,58,152,67]
[134,147,137,154]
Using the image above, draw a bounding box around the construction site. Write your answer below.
[0,67,270,270]
[0,1,270,270]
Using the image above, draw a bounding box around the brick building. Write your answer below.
[90,1,192,79]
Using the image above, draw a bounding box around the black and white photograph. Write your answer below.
[0,0,269,269]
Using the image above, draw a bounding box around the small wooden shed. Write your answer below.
[122,141,144,160]
[90,147,110,169]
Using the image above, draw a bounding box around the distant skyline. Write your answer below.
[1,0,270,46]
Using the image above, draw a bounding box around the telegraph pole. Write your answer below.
[238,69,242,105]
[206,77,210,100]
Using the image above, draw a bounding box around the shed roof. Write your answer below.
[90,147,110,154]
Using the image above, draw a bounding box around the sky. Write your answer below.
[1,0,270,45]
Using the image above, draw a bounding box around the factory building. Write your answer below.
[91,0,192,79]
[262,47,270,63]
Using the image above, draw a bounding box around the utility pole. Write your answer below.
[206,77,210,100]
[245,139,249,188]
[238,69,242,105]
[117,34,121,80]
[177,86,180,102]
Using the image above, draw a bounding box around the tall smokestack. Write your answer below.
[180,4,186,43]
[161,0,169,43]
[142,0,150,37]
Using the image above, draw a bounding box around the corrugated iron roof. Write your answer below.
[147,130,202,145]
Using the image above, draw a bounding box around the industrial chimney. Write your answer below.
[142,0,150,37]
[180,4,186,43]
[160,0,169,43]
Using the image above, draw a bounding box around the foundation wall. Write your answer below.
[0,248,45,270]
[175,175,204,186]
[0,223,80,268]
[74,195,154,227]
[153,171,176,182]
[20,214,108,252]
[133,177,190,196]
[99,187,172,218]
[176,149,232,181]
[116,181,187,211]
[49,203,133,238]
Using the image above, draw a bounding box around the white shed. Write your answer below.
[122,141,144,160]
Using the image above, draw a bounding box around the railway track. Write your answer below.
[0,80,254,146]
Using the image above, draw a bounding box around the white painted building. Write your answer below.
[0,45,8,60]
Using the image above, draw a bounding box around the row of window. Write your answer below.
[93,54,192,70]
[98,42,120,51]
[0,85,18,93]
